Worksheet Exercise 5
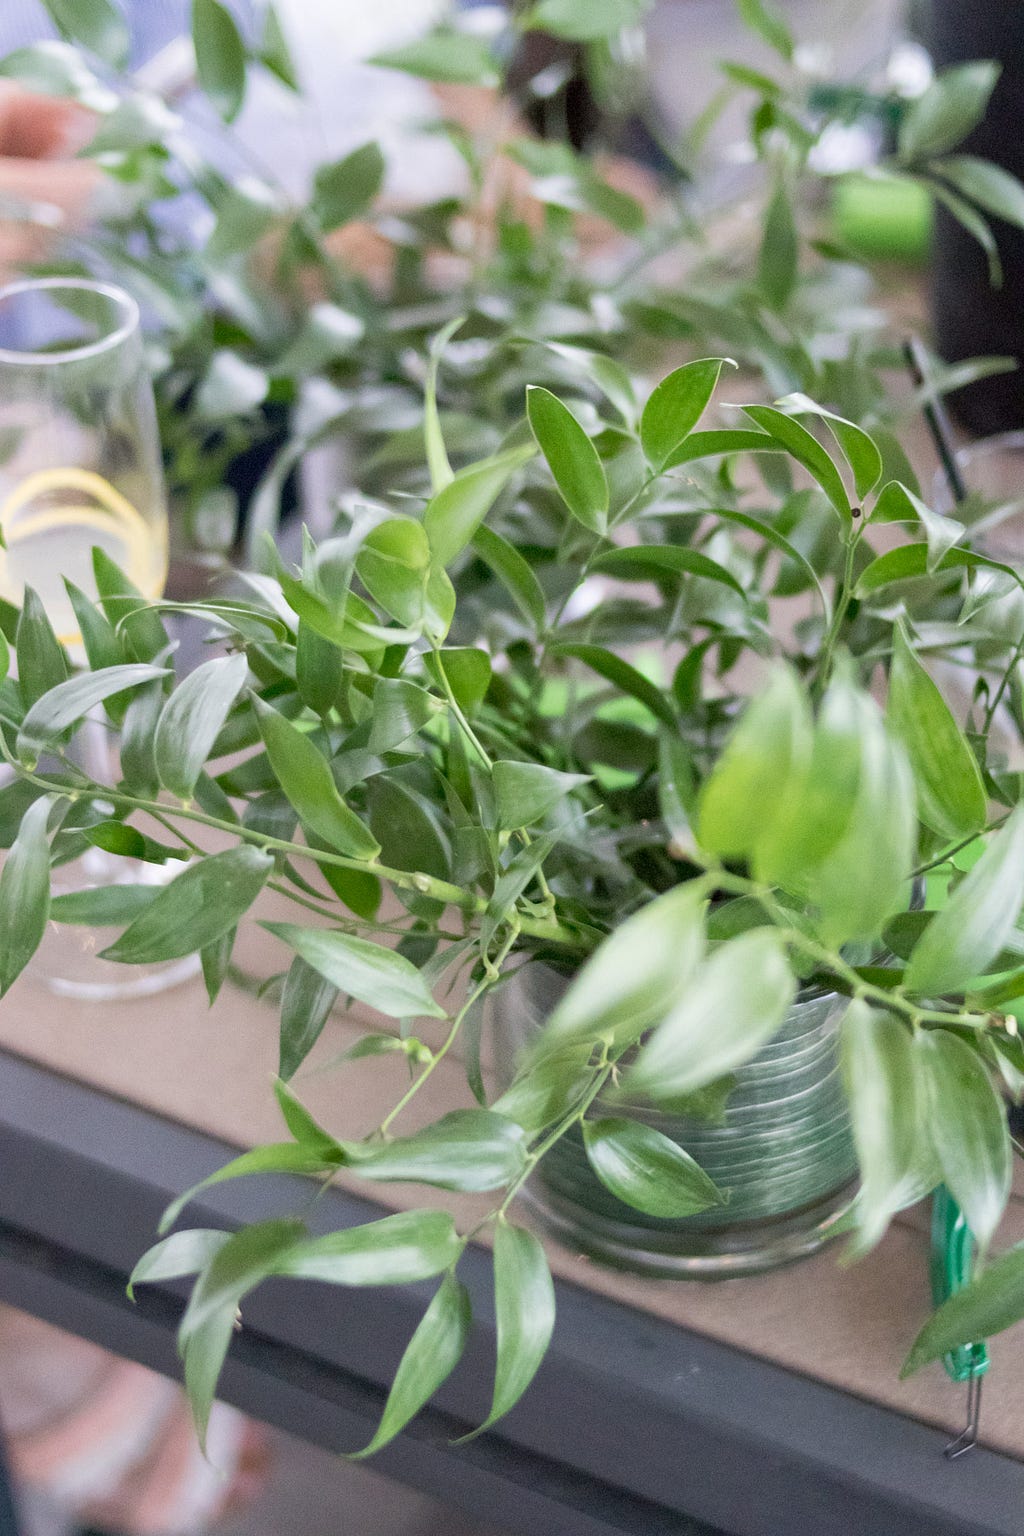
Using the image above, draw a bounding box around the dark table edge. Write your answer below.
[0,1048,1022,1536]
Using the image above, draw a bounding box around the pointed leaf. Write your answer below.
[424,446,534,569]
[887,622,986,841]
[349,1274,471,1458]
[624,929,796,1100]
[779,394,883,501]
[253,697,380,860]
[898,62,999,162]
[492,760,589,830]
[471,525,546,631]
[527,386,608,533]
[17,663,168,763]
[129,1229,230,1301]
[16,587,68,709]
[906,808,1024,995]
[582,1117,725,1216]
[0,794,53,994]
[192,0,247,122]
[263,922,446,1020]
[536,882,706,1052]
[842,1000,936,1255]
[50,884,158,927]
[903,1243,1024,1376]
[312,141,385,231]
[101,844,274,964]
[348,1109,527,1192]
[555,643,675,727]
[155,653,249,801]
[160,1143,342,1235]
[741,405,852,524]
[279,955,338,1079]
[278,1210,463,1286]
[42,0,129,66]
[591,544,746,599]
[918,1030,1011,1254]
[462,1221,554,1439]
[758,182,797,309]
[871,481,964,570]
[640,359,728,472]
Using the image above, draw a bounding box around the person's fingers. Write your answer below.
[0,82,96,158]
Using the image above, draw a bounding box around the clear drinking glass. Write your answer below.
[0,277,194,998]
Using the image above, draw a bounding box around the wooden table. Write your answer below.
[1,906,1024,1536]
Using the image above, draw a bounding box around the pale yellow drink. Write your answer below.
[0,468,167,645]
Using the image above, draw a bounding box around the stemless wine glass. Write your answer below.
[0,276,194,997]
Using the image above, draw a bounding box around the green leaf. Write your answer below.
[933,155,1024,231]
[855,542,1011,597]
[253,698,380,860]
[206,178,280,261]
[258,2,299,90]
[758,182,797,309]
[200,926,235,1006]
[194,351,268,422]
[481,832,559,951]
[367,678,438,753]
[367,777,450,879]
[640,359,729,473]
[462,1221,554,1439]
[101,845,274,964]
[191,0,247,122]
[741,405,852,524]
[582,1117,725,1217]
[181,1219,303,1443]
[527,387,608,533]
[471,525,546,631]
[273,1076,340,1155]
[0,794,53,994]
[590,544,746,600]
[349,1109,527,1193]
[898,63,999,162]
[536,882,706,1053]
[870,481,964,570]
[295,622,342,717]
[521,0,652,41]
[662,428,779,470]
[50,884,158,926]
[777,395,883,502]
[370,30,501,86]
[918,1030,1010,1255]
[887,623,986,841]
[278,1209,463,1286]
[263,922,446,1020]
[84,821,187,865]
[905,808,1024,995]
[555,642,675,727]
[902,1242,1024,1376]
[153,655,246,801]
[492,760,590,831]
[64,581,121,675]
[349,1273,471,1458]
[424,446,534,569]
[17,663,168,764]
[424,317,463,493]
[128,1229,230,1301]
[160,1144,341,1234]
[423,649,491,716]
[624,929,796,1100]
[42,0,129,66]
[698,668,811,862]
[658,733,695,845]
[16,588,68,709]
[841,1001,933,1254]
[92,549,170,662]
[278,955,337,1079]
[736,0,793,59]
[312,142,385,232]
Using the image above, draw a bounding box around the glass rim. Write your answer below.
[0,276,140,366]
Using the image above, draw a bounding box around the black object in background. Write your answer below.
[928,0,1024,434]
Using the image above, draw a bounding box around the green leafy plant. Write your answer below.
[3,357,1024,1449]
[2,0,1019,558]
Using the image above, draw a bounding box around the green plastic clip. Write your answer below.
[930,1186,988,1457]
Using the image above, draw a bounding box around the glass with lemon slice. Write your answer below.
[0,277,193,998]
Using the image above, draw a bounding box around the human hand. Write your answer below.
[0,83,99,280]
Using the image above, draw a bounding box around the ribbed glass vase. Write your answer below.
[491,964,857,1277]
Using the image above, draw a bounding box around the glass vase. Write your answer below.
[491,963,857,1278]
